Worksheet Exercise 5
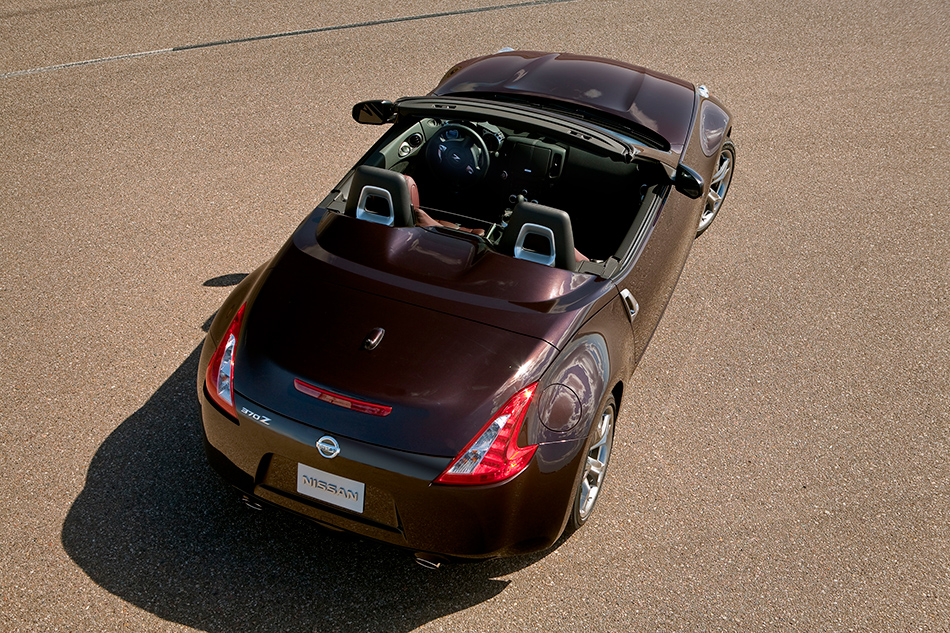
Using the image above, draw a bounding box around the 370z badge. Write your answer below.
[240,407,271,425]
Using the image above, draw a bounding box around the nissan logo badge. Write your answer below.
[316,435,341,459]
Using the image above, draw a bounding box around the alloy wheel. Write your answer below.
[696,139,735,236]
[574,397,616,526]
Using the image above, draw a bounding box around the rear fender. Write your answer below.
[530,331,616,539]
[197,249,286,398]
[533,333,610,446]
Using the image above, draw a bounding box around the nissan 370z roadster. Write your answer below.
[197,50,735,564]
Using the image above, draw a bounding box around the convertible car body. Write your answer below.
[197,51,735,564]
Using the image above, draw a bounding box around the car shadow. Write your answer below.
[62,285,553,631]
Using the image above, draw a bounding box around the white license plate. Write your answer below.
[297,463,365,513]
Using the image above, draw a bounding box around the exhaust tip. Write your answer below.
[414,553,445,570]
[241,495,264,511]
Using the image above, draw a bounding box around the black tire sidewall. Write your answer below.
[569,394,617,531]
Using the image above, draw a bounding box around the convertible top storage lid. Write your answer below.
[292,211,616,348]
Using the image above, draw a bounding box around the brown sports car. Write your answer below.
[197,50,735,566]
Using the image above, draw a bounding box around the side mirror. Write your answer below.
[674,165,704,199]
[352,100,396,125]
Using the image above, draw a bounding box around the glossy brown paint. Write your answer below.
[197,211,624,557]
[199,388,584,558]
[432,51,697,153]
[197,51,734,559]
[293,211,617,347]
[535,334,610,440]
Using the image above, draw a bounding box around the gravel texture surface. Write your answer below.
[1,0,948,631]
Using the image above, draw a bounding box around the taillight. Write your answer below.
[294,379,393,417]
[205,304,246,417]
[435,383,538,486]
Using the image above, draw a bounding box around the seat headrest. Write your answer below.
[499,201,577,271]
[344,165,416,227]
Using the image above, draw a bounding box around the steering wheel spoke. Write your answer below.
[425,123,490,189]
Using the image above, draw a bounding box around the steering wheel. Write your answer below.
[425,123,490,189]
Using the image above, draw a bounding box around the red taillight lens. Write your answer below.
[205,304,246,417]
[435,383,539,486]
[294,379,393,417]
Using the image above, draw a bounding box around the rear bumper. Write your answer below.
[197,385,585,559]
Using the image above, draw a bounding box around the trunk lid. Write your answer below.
[233,212,613,456]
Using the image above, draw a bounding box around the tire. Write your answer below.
[696,138,735,237]
[569,394,617,531]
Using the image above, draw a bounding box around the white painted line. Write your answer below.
[0,49,172,79]
[1,0,576,80]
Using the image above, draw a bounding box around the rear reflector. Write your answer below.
[294,379,392,417]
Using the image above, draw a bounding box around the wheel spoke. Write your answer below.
[587,457,605,479]
[696,143,733,236]
[590,432,608,452]
[711,156,731,185]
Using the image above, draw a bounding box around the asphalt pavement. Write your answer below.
[1,0,948,631]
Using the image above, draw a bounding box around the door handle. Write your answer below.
[620,289,639,322]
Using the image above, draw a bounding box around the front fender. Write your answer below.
[678,88,733,196]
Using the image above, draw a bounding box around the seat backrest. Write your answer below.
[498,200,577,271]
[344,165,416,227]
